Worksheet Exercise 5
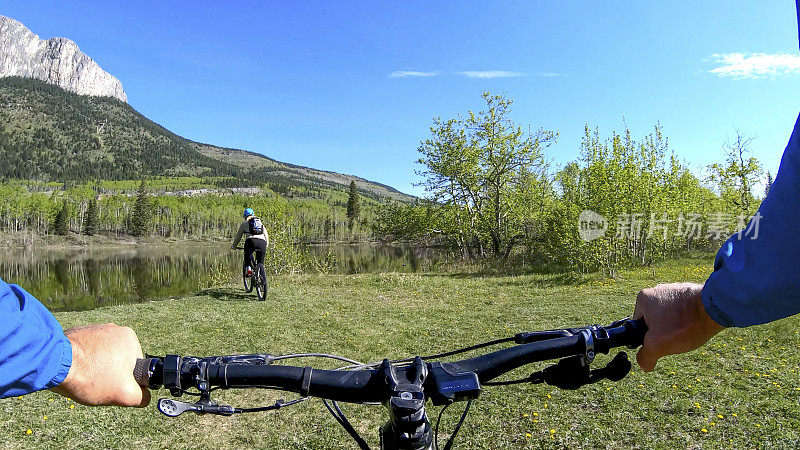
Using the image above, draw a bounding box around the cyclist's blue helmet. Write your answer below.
[243,208,254,218]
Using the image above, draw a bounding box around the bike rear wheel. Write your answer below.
[254,264,268,301]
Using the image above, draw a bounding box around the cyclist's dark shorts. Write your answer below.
[244,238,267,269]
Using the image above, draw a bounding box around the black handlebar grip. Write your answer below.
[625,318,648,348]
[134,358,154,388]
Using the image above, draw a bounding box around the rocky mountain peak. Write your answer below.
[0,15,127,102]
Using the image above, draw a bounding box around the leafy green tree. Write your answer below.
[416,92,557,258]
[347,181,360,230]
[83,197,99,235]
[53,199,69,235]
[131,179,153,236]
[707,131,763,216]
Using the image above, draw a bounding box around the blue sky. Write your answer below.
[2,1,799,196]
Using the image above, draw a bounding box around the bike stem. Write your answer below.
[379,357,434,450]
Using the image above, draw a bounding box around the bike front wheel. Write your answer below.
[254,264,268,301]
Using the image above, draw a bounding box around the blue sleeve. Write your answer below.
[0,278,72,398]
[702,112,800,327]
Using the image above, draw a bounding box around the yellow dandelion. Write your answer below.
[544,403,548,408]
[523,414,528,418]
[701,428,708,433]
[755,424,760,428]
[546,394,551,399]
[550,429,556,434]
[43,416,47,420]
[710,422,716,426]
[70,404,75,409]
[525,433,532,438]
[533,412,538,416]
[48,398,53,402]
[717,415,723,419]
[732,413,738,418]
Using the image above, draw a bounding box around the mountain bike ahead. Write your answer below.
[236,246,267,301]
[134,317,647,449]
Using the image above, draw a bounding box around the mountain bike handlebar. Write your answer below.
[133,318,645,449]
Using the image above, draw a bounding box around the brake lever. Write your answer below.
[538,352,632,390]
[588,351,632,382]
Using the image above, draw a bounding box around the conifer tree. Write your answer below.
[324,216,332,241]
[53,199,69,235]
[765,171,773,197]
[131,178,153,236]
[347,181,360,230]
[83,197,99,235]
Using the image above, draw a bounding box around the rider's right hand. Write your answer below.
[632,283,725,372]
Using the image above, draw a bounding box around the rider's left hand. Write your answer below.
[50,323,150,407]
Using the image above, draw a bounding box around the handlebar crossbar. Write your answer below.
[136,318,645,399]
[133,318,646,449]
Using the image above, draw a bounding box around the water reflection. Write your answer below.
[0,246,239,312]
[0,244,446,311]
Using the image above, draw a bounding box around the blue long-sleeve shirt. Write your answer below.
[0,278,72,398]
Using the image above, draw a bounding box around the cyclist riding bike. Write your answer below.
[230,208,269,278]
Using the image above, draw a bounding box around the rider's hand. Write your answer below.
[632,283,725,372]
[50,323,151,407]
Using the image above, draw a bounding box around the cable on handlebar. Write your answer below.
[273,353,364,365]
[336,336,517,372]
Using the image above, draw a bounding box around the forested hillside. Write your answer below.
[0,77,412,203]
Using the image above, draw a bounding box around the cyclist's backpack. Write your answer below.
[248,217,264,235]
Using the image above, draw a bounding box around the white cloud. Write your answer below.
[389,71,438,78]
[710,52,800,79]
[457,71,523,79]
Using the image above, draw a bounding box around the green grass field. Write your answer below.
[2,257,799,449]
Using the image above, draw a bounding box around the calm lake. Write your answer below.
[0,244,446,311]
